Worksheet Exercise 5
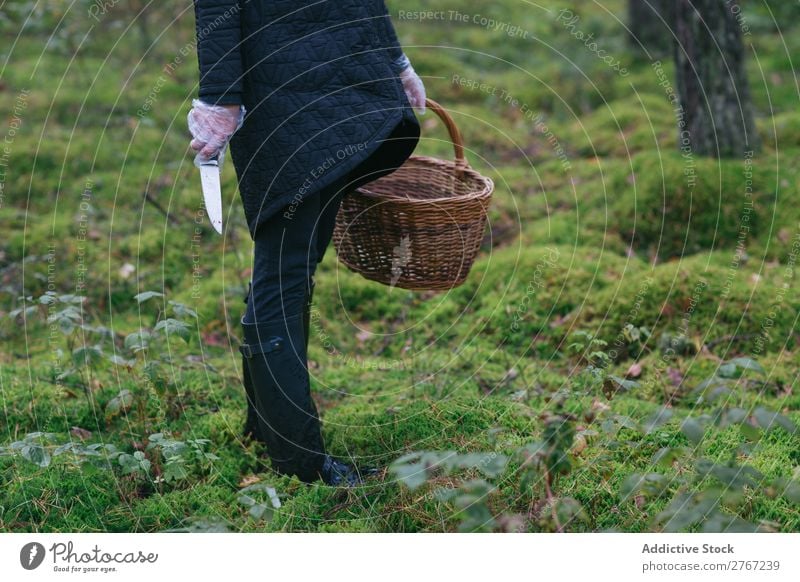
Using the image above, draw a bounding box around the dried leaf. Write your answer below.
[70,427,92,441]
[626,362,643,378]
[239,474,261,488]
[666,367,683,386]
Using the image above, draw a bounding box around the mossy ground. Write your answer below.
[1,0,798,532]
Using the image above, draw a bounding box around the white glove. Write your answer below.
[399,63,426,115]
[187,98,245,167]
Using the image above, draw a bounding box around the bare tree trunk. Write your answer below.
[628,0,674,59]
[673,0,759,158]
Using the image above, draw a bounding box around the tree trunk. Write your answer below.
[673,0,759,158]
[628,0,674,59]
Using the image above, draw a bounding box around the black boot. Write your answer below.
[241,352,261,440]
[320,455,379,487]
[240,312,327,482]
[241,277,374,486]
[241,315,375,486]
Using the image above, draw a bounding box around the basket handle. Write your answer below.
[425,98,468,173]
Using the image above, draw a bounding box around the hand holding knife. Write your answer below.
[198,155,223,234]
[187,99,246,235]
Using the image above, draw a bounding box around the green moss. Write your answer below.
[0,462,122,532]
[563,94,677,158]
[611,152,785,260]
[1,0,798,534]
[575,252,798,356]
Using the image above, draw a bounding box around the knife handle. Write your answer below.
[195,153,220,168]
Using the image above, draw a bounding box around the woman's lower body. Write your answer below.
[238,118,419,485]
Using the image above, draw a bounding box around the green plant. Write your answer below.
[568,330,640,398]
[389,450,509,532]
[146,432,219,485]
[622,361,799,532]
[106,292,199,432]
[237,483,282,522]
[388,398,588,533]
[518,399,587,532]
[8,292,111,394]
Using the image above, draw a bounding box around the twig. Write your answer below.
[143,191,182,226]
[544,471,563,533]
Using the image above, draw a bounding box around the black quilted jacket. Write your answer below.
[193,0,420,236]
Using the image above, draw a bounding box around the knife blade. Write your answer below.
[199,156,223,234]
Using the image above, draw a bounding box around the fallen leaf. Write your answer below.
[239,475,261,488]
[667,367,683,386]
[202,331,227,347]
[119,263,135,280]
[70,426,92,440]
[626,362,643,378]
[591,398,611,414]
[572,434,587,454]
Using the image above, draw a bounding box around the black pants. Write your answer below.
[244,117,419,324]
[243,175,346,325]
[239,118,418,480]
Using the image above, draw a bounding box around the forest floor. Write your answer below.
[1,0,799,532]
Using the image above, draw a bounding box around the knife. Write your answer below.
[199,155,223,234]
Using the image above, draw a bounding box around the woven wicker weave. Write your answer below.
[332,99,494,291]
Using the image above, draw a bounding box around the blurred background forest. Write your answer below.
[0,0,799,532]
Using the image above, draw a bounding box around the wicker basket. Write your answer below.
[332,99,494,291]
